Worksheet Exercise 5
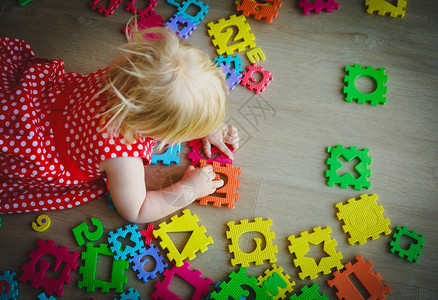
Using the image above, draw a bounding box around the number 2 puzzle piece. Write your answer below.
[226,217,278,267]
[327,255,391,300]
[336,194,391,245]
[0,271,18,300]
[236,0,282,23]
[20,239,79,297]
[197,160,241,209]
[240,63,273,94]
[257,264,295,300]
[207,15,256,56]
[153,209,214,267]
[390,226,425,262]
[150,144,181,165]
[287,226,343,280]
[298,0,339,14]
[188,139,233,167]
[365,0,406,18]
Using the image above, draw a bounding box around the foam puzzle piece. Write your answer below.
[287,226,343,280]
[390,226,425,262]
[150,144,181,165]
[298,0,339,15]
[240,63,274,94]
[344,64,388,105]
[207,15,256,56]
[246,47,266,64]
[20,239,79,297]
[177,0,209,25]
[123,11,164,40]
[0,270,18,300]
[226,217,277,267]
[188,139,233,166]
[221,63,242,91]
[140,223,155,245]
[167,0,184,6]
[325,145,372,190]
[107,194,116,210]
[257,264,295,300]
[89,0,122,16]
[32,214,51,232]
[153,209,214,267]
[37,292,56,300]
[125,0,157,16]
[365,0,406,18]
[166,14,197,39]
[115,288,143,300]
[209,267,270,300]
[327,255,391,300]
[73,217,104,246]
[214,55,243,76]
[289,283,328,300]
[152,261,213,299]
[336,194,391,245]
[108,224,145,260]
[129,244,168,283]
[78,243,129,293]
[197,160,242,209]
[236,0,282,23]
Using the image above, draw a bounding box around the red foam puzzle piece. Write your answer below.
[240,63,273,94]
[140,223,155,245]
[125,0,157,16]
[89,0,122,16]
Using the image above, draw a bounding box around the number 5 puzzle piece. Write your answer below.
[197,160,241,209]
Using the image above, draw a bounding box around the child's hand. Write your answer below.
[180,165,224,200]
[202,123,239,160]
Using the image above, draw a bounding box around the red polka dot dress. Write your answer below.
[0,38,156,213]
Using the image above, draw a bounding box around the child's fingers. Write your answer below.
[227,125,238,136]
[202,138,212,158]
[224,135,239,150]
[213,179,224,189]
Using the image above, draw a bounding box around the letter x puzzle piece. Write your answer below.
[257,264,295,300]
[125,0,157,16]
[226,217,278,267]
[289,283,329,300]
[344,64,388,105]
[166,14,197,39]
[214,55,243,77]
[325,145,372,190]
[390,226,425,263]
[298,0,339,15]
[152,261,213,299]
[78,243,129,293]
[20,239,79,297]
[327,255,391,300]
[0,270,18,300]
[288,226,343,280]
[236,0,283,23]
[240,63,274,94]
[209,267,270,300]
[150,144,181,165]
[107,224,145,260]
[207,15,256,56]
[129,243,168,283]
[336,194,391,245]
[220,63,242,91]
[197,160,241,209]
[188,139,233,166]
[89,0,122,16]
[153,209,214,267]
[365,0,406,18]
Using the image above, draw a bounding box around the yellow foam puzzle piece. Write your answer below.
[246,47,266,64]
[153,209,214,267]
[257,264,295,300]
[226,217,278,267]
[365,0,407,18]
[288,226,343,280]
[336,193,391,245]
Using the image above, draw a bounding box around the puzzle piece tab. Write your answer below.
[390,226,425,262]
[365,0,406,18]
[236,0,283,23]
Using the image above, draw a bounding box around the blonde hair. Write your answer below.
[97,19,228,145]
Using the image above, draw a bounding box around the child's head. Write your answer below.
[99,23,228,145]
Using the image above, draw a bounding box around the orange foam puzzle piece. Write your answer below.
[236,0,282,23]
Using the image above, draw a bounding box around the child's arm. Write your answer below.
[100,157,223,223]
[202,123,240,159]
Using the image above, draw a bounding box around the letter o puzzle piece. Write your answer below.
[236,0,283,23]
[125,0,157,16]
[298,0,339,14]
[365,0,406,18]
[0,271,18,300]
[32,214,51,232]
[240,63,273,94]
[129,244,168,283]
[390,226,425,262]
[20,239,79,297]
[257,264,295,300]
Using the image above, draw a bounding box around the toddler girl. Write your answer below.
[0,25,239,222]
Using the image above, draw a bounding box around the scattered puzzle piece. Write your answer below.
[257,264,295,300]
[37,292,56,300]
[115,288,143,300]
[89,0,122,16]
[153,209,214,267]
[298,0,339,14]
[390,226,425,262]
[289,283,329,300]
[288,226,343,280]
[32,214,51,232]
[125,0,157,16]
[129,244,168,283]
[214,55,243,77]
[20,239,79,297]
[365,0,406,18]
[140,223,155,245]
[236,0,282,23]
[327,255,391,300]
[197,160,241,209]
[123,11,164,40]
[167,0,184,6]
[150,144,181,165]
[188,139,233,167]
[325,145,372,190]
[221,63,242,91]
[240,63,273,94]
[344,64,388,105]
[78,243,129,293]
[336,194,391,245]
[207,15,256,55]
[0,271,18,300]
[177,0,209,25]
[72,217,104,246]
[108,224,145,260]
[246,47,266,64]
[152,261,212,299]
[166,14,198,39]
[226,217,277,267]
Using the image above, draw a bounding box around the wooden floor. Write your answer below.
[1,0,438,299]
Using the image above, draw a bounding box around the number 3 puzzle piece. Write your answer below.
[207,14,256,56]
